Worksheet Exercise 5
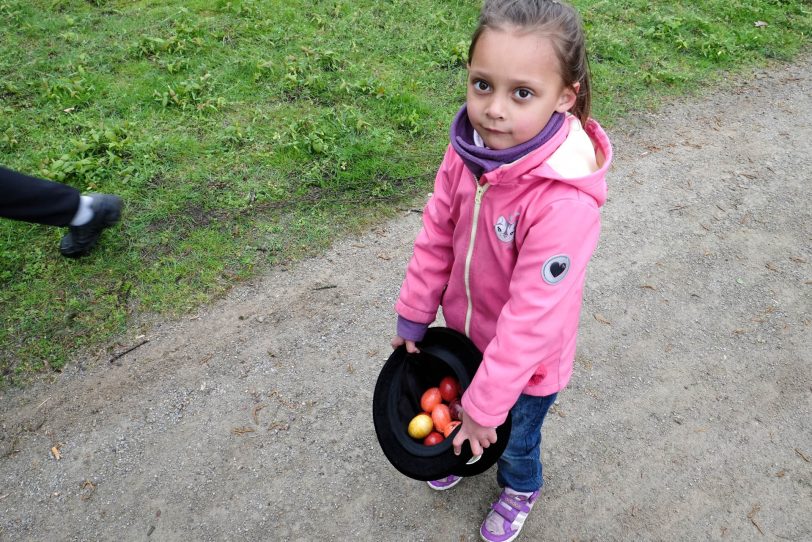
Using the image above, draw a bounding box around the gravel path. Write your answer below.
[1,57,810,541]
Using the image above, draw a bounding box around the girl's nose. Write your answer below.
[485,95,506,120]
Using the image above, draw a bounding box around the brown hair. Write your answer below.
[468,0,592,125]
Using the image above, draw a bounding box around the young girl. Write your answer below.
[391,1,612,540]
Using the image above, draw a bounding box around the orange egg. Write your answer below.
[420,387,442,413]
[443,420,461,437]
[431,404,452,433]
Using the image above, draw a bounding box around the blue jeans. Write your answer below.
[496,392,558,493]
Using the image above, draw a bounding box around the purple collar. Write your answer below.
[450,105,564,179]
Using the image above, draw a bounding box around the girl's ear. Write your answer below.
[555,82,580,113]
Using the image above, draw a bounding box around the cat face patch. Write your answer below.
[542,255,570,285]
[494,214,518,243]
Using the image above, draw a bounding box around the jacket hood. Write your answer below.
[477,115,612,207]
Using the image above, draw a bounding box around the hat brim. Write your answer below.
[373,327,512,481]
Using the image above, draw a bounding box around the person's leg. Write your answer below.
[0,166,123,257]
[496,393,558,492]
[0,166,80,226]
[480,393,557,542]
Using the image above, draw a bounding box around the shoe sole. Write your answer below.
[427,477,463,491]
[480,526,523,542]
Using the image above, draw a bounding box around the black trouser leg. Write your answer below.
[0,166,80,226]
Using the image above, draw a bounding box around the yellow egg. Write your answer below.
[407,413,434,440]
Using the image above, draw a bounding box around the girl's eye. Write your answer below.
[514,88,533,100]
[473,80,490,92]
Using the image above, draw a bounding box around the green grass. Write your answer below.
[1,0,809,384]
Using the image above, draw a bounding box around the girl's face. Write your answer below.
[466,27,577,150]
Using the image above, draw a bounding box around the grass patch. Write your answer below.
[1,0,809,384]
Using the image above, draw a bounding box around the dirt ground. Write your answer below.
[1,57,810,542]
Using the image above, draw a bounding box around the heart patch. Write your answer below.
[542,255,570,285]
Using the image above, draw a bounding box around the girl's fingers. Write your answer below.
[452,432,464,455]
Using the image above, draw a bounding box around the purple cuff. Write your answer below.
[396,316,429,342]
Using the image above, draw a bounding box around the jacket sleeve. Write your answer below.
[395,146,458,324]
[461,194,601,427]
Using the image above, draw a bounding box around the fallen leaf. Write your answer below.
[550,404,566,418]
[80,480,96,501]
[50,445,61,461]
[594,313,611,325]
[251,403,267,425]
[775,469,785,477]
[231,426,255,436]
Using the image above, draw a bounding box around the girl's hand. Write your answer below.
[391,335,420,353]
[452,410,497,457]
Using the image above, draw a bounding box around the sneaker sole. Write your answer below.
[480,530,521,542]
[427,478,463,491]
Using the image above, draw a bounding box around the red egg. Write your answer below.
[423,431,444,446]
[448,398,463,421]
[439,376,460,402]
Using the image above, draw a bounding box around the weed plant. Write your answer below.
[0,0,809,383]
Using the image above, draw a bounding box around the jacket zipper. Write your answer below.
[464,179,489,337]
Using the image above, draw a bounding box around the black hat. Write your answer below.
[373,327,512,481]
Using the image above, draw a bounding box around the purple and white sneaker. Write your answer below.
[479,487,539,542]
[427,475,463,491]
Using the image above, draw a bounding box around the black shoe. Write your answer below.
[59,194,123,258]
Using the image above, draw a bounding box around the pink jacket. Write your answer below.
[395,115,612,427]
